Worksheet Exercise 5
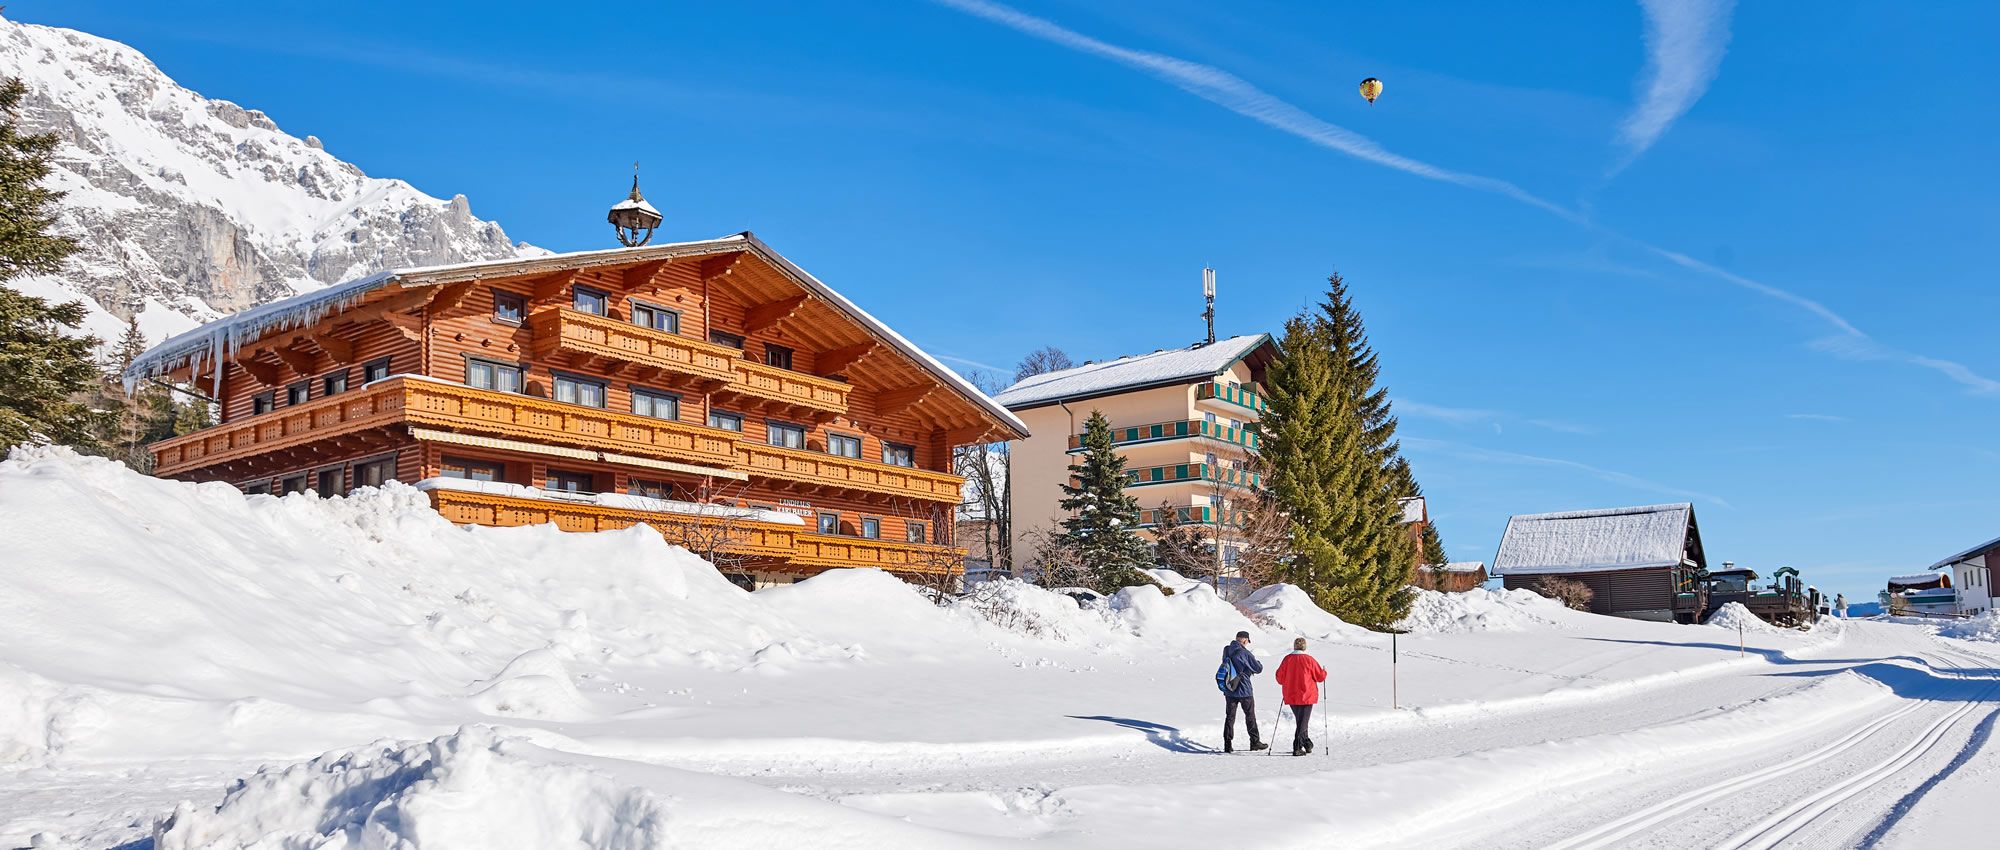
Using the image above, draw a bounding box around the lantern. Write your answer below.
[608,167,663,247]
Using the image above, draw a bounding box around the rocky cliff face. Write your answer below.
[0,15,543,343]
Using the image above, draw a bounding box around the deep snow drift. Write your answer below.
[0,448,1865,848]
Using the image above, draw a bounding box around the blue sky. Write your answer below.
[20,1,2000,600]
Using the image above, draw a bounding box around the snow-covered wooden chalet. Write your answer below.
[1492,503,1708,622]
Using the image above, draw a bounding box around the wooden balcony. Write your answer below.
[149,377,743,476]
[791,533,963,574]
[399,377,740,468]
[1195,381,1266,414]
[528,308,739,384]
[1067,419,1260,452]
[717,358,851,420]
[1126,462,1262,490]
[736,442,964,503]
[151,380,410,476]
[1137,506,1251,529]
[426,487,801,559]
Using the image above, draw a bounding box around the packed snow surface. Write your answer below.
[8,448,1993,849]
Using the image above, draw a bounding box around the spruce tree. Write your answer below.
[0,77,101,450]
[1058,410,1156,593]
[1258,274,1418,629]
[1314,272,1418,625]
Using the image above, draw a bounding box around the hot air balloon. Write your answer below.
[1359,77,1383,104]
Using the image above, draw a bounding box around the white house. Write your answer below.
[1927,536,1999,616]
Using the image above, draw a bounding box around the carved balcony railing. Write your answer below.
[150,379,411,476]
[528,308,739,384]
[399,377,739,468]
[718,358,851,419]
[735,442,964,503]
[791,533,963,573]
[426,487,801,558]
[148,377,744,476]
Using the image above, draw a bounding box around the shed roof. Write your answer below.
[1491,503,1701,576]
[992,334,1275,411]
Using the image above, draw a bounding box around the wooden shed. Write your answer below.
[1492,503,1708,622]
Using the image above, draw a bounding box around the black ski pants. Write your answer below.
[1224,695,1260,747]
[1289,703,1314,753]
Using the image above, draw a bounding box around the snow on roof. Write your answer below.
[1887,572,1947,586]
[992,334,1273,410]
[124,232,1027,438]
[1399,496,1426,525]
[1927,535,2000,570]
[1491,503,1696,576]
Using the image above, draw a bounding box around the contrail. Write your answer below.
[932,0,2000,395]
[1615,0,1736,173]
[1403,437,1729,508]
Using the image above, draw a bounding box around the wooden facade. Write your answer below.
[133,235,1028,586]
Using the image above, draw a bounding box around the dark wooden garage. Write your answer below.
[1491,503,1708,622]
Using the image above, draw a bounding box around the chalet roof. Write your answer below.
[992,334,1275,411]
[1927,535,2000,570]
[125,232,1028,439]
[1420,562,1487,573]
[1491,503,1699,576]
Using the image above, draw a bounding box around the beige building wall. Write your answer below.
[1007,368,1266,567]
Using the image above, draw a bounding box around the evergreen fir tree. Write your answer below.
[1257,274,1418,629]
[0,77,100,450]
[1313,272,1417,625]
[1058,410,1156,593]
[171,396,214,436]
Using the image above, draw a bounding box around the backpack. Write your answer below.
[1216,657,1240,693]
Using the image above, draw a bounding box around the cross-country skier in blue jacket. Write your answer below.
[1219,630,1267,752]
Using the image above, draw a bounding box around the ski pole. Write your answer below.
[1269,702,1285,756]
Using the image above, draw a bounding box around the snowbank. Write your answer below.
[0,447,847,762]
[1394,587,1575,634]
[1938,612,2000,643]
[1704,602,1783,634]
[152,727,670,850]
[1237,584,1374,641]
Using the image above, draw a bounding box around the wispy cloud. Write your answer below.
[935,0,2000,397]
[1399,400,1596,436]
[1786,413,1847,423]
[929,0,1577,221]
[1614,0,1736,172]
[933,352,1011,375]
[1398,401,1503,426]
[1404,437,1727,507]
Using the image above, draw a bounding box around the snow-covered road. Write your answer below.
[661,619,1997,848]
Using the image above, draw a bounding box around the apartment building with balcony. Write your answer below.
[993,335,1278,569]
[124,232,1028,587]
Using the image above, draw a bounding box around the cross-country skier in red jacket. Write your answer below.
[1273,637,1328,756]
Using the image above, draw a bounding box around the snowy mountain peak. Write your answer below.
[0,15,544,342]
